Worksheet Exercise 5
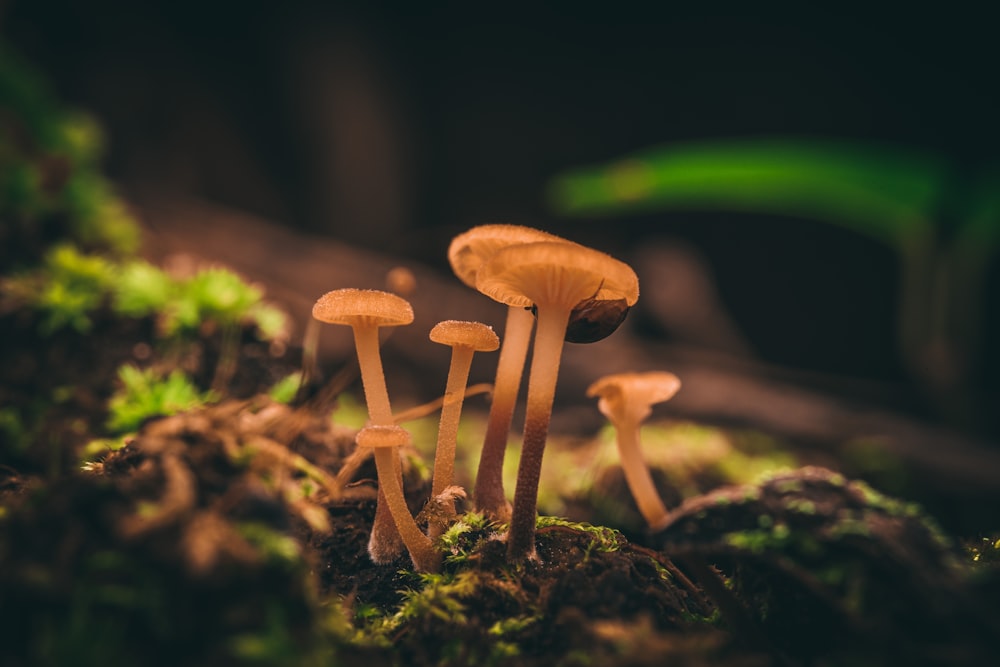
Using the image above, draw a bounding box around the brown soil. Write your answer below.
[1,311,998,667]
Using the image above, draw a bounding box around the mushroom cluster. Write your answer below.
[312,224,677,571]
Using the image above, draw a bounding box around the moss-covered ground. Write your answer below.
[3,43,999,666]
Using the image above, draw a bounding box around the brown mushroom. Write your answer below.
[587,371,682,528]
[428,320,500,499]
[312,288,414,425]
[356,424,441,572]
[476,241,639,561]
[447,224,569,521]
[312,288,414,562]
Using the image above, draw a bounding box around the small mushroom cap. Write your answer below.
[356,424,412,449]
[587,371,681,424]
[448,224,567,288]
[429,320,500,352]
[476,241,639,309]
[312,288,414,327]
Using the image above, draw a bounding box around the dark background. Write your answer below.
[4,1,998,434]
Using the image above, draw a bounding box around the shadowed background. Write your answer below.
[4,2,998,443]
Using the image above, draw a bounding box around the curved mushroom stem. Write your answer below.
[372,446,441,573]
[351,324,404,561]
[507,305,571,562]
[612,419,670,527]
[474,305,534,521]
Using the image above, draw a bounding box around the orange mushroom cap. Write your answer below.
[429,320,500,352]
[312,288,414,328]
[448,224,568,289]
[476,241,639,310]
[587,371,682,425]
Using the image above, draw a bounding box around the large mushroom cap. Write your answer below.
[356,424,412,449]
[312,288,414,327]
[430,320,500,352]
[476,241,639,309]
[587,371,681,423]
[448,224,567,288]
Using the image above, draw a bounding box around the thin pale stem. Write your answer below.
[368,462,405,563]
[433,346,475,497]
[373,447,441,572]
[475,305,534,520]
[352,325,393,426]
[614,420,669,527]
[351,324,402,560]
[507,305,570,562]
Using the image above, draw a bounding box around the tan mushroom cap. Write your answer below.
[476,241,639,309]
[429,320,500,352]
[587,371,681,423]
[448,224,568,288]
[312,288,414,327]
[356,424,412,449]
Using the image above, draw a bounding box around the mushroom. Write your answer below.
[476,241,639,561]
[586,371,682,528]
[312,288,414,562]
[356,424,441,572]
[312,288,413,424]
[447,224,568,521]
[428,320,500,498]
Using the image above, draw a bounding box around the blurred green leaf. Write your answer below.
[548,139,946,245]
[961,166,1000,245]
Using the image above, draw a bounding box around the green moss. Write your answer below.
[724,521,796,554]
[387,571,479,630]
[4,244,117,334]
[785,498,817,515]
[849,479,953,550]
[113,261,174,318]
[106,365,216,433]
[61,171,139,254]
[535,515,625,554]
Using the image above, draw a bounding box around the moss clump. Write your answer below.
[653,467,986,663]
[106,365,217,433]
[348,510,710,666]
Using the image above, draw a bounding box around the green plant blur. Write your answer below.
[549,139,1000,424]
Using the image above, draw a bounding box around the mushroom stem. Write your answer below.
[367,460,406,563]
[474,305,534,520]
[507,305,571,562]
[352,324,402,562]
[351,326,406,563]
[352,326,393,426]
[433,346,476,497]
[373,446,441,572]
[613,420,670,526]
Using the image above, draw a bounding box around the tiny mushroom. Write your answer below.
[476,241,639,561]
[311,288,414,425]
[428,320,500,500]
[447,224,568,521]
[356,424,441,573]
[586,371,682,528]
[312,288,414,562]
